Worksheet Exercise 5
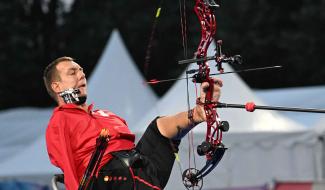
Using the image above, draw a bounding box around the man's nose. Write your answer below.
[78,70,86,79]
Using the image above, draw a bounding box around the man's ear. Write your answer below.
[51,82,61,93]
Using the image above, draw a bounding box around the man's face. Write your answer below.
[54,60,87,97]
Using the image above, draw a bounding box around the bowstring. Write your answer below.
[179,0,197,172]
[145,0,198,182]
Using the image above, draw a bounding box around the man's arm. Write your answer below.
[157,78,223,139]
[46,115,79,190]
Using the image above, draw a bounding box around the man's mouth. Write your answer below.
[79,84,86,88]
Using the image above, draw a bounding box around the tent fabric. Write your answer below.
[313,118,325,133]
[0,134,60,177]
[87,29,158,130]
[256,86,325,128]
[0,30,324,190]
[0,108,52,163]
[164,130,323,190]
[1,130,321,189]
[256,86,325,109]
[134,42,305,133]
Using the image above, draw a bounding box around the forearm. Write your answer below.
[157,106,204,139]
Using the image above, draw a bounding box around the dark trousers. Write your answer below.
[96,118,179,190]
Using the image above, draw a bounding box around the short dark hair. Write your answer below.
[43,56,74,101]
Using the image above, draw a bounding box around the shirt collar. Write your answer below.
[54,103,94,113]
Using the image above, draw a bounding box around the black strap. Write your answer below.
[111,149,145,168]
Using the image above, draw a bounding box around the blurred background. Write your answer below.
[1,0,325,110]
[0,0,325,189]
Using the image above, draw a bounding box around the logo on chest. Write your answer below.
[95,110,109,117]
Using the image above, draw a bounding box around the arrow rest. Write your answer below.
[192,68,209,83]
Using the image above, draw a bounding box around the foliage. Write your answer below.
[0,0,324,110]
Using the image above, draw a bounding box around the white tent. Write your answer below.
[134,42,305,132]
[313,117,325,134]
[87,30,158,130]
[0,30,323,190]
[0,108,52,163]
[165,130,323,189]
[256,86,325,128]
[134,42,323,189]
[0,133,60,177]
[0,107,59,184]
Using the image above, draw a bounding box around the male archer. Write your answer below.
[43,56,222,190]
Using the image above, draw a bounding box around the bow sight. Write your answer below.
[178,40,243,71]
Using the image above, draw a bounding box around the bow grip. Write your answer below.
[204,78,215,104]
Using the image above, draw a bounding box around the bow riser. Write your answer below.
[194,0,216,59]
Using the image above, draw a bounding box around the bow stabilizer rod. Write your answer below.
[216,102,325,113]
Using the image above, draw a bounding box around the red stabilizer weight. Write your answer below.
[245,102,256,112]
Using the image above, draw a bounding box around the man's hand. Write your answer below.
[193,78,223,123]
[156,77,222,139]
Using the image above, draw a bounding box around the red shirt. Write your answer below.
[46,104,135,190]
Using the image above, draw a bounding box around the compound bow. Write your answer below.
[177,0,240,189]
[146,1,325,189]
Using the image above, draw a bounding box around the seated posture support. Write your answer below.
[43,57,222,190]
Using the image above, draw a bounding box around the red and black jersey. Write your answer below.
[46,103,135,190]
